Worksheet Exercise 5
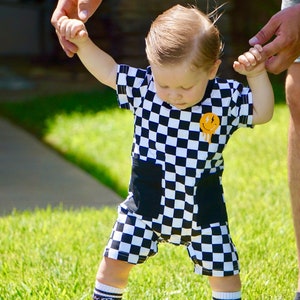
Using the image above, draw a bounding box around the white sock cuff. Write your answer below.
[212,290,241,299]
[95,281,124,294]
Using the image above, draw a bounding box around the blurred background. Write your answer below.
[0,0,283,100]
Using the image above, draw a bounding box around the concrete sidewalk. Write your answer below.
[0,117,121,215]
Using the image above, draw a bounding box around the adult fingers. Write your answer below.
[57,33,78,58]
[51,9,63,29]
[265,52,296,74]
[78,0,103,21]
[78,0,92,21]
[249,16,279,46]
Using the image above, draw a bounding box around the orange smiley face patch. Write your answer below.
[199,112,220,143]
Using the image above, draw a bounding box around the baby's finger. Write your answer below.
[242,50,261,67]
[77,29,88,39]
[58,16,68,23]
[249,45,263,61]
[253,44,263,53]
[57,17,69,37]
[233,61,246,73]
[237,54,252,67]
[71,22,86,39]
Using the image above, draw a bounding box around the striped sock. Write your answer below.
[93,281,124,300]
[212,290,241,300]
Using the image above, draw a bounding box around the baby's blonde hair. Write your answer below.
[145,4,223,71]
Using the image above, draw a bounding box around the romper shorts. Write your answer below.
[104,159,239,277]
[104,203,239,277]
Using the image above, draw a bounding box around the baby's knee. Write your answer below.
[208,274,241,292]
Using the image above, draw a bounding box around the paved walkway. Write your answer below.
[0,117,121,216]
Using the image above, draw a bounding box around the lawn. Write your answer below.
[0,81,297,299]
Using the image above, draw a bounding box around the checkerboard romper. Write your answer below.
[104,64,253,277]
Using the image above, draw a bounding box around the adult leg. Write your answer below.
[286,62,300,294]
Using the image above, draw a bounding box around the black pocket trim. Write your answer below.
[129,158,163,218]
[195,172,228,227]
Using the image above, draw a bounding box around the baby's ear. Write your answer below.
[208,59,221,79]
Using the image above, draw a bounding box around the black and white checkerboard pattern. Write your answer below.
[104,64,252,276]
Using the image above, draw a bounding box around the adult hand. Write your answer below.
[249,4,300,74]
[51,0,102,57]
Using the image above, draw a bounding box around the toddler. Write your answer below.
[58,4,274,299]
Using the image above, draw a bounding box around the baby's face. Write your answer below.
[151,61,216,110]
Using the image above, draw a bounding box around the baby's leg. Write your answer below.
[97,256,134,288]
[93,257,134,300]
[188,222,241,299]
[208,274,241,300]
[93,205,159,299]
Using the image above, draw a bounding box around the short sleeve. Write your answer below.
[116,64,151,111]
[228,80,253,128]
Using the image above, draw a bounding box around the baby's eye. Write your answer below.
[182,86,193,91]
[159,85,169,89]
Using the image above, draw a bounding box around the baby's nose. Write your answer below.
[168,91,182,101]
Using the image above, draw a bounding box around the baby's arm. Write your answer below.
[233,45,274,125]
[58,17,117,90]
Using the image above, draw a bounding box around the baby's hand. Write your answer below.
[233,44,266,77]
[57,16,88,45]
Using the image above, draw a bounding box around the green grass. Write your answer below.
[0,207,116,300]
[0,82,297,299]
[0,89,132,197]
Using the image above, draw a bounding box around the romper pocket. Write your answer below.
[129,158,163,218]
[195,172,228,227]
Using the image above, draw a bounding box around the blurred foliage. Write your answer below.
[230,0,281,55]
